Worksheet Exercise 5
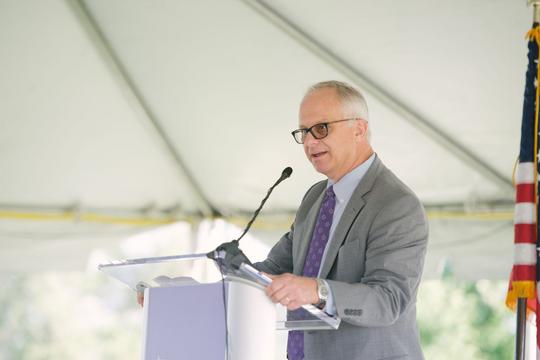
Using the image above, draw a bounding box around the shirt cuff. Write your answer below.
[321,279,337,316]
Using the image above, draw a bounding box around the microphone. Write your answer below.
[207,167,293,271]
[279,166,293,182]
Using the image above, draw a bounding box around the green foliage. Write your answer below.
[0,272,141,360]
[417,279,514,360]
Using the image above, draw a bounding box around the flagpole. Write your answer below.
[531,0,540,24]
[516,299,527,360]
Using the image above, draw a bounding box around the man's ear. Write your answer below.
[354,120,368,139]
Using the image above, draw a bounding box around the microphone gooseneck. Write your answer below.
[206,167,293,270]
[235,166,293,243]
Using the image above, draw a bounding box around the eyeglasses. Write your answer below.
[291,118,361,144]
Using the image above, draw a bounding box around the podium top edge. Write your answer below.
[97,252,210,269]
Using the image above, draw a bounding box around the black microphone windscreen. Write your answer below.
[282,167,293,179]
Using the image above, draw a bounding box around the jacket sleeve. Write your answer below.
[253,181,324,275]
[328,193,428,327]
[252,224,295,275]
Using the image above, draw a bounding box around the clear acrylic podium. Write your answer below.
[99,253,340,360]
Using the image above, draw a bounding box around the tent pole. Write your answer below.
[65,0,221,217]
[240,0,513,195]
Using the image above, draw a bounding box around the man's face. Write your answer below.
[299,88,365,182]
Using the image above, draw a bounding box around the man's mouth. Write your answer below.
[311,151,327,159]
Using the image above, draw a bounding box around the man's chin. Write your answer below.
[311,163,330,177]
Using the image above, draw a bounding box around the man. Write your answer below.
[254,80,428,360]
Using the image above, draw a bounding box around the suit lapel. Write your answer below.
[319,156,383,278]
[293,184,326,275]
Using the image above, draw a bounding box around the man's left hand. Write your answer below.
[264,273,319,310]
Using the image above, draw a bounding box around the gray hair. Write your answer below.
[304,80,371,140]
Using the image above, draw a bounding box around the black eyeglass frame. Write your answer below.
[291,118,362,144]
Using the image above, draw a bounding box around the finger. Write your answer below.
[274,287,293,303]
[286,299,302,311]
[266,277,287,297]
[136,292,144,307]
[268,286,289,304]
[263,272,275,280]
[279,295,293,307]
[287,302,302,311]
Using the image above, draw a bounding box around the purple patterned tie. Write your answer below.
[287,186,336,360]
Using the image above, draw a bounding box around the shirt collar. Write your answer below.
[328,153,376,203]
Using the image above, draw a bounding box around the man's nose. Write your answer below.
[303,131,319,146]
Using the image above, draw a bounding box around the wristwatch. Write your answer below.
[315,278,329,309]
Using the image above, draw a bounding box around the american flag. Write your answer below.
[506,26,540,351]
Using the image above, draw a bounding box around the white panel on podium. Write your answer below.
[227,276,275,360]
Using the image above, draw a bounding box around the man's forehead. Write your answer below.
[298,116,331,128]
[299,102,343,127]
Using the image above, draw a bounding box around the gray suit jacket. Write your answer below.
[255,156,428,360]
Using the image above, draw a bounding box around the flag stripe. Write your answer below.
[515,203,537,224]
[517,183,536,203]
[515,243,537,265]
[516,162,535,184]
[516,223,537,243]
[514,264,537,280]
[518,162,535,183]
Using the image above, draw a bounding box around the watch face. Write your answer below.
[320,286,329,297]
[318,280,329,299]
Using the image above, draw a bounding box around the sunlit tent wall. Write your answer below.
[0,0,530,359]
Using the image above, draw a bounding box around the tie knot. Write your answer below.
[325,185,335,199]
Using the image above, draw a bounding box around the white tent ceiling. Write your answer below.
[0,0,530,279]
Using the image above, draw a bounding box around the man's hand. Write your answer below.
[265,273,319,310]
[136,291,144,307]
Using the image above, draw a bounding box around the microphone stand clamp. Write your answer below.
[207,240,253,274]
